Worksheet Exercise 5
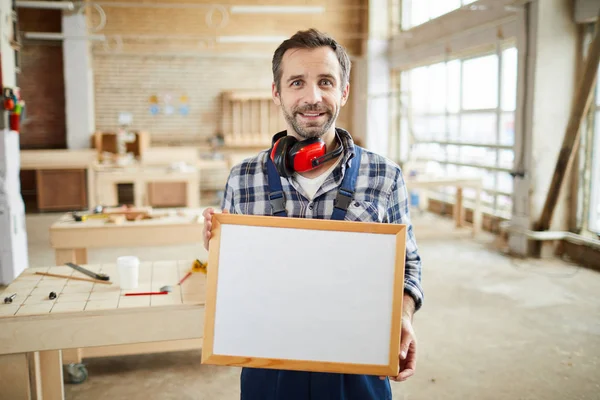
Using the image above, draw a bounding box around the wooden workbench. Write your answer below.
[49,207,208,266]
[405,176,483,235]
[20,149,97,212]
[93,163,201,208]
[48,207,211,372]
[0,260,205,400]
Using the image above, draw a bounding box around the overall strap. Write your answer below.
[266,155,287,217]
[331,145,362,221]
[266,145,362,220]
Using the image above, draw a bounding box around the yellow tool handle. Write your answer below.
[192,259,207,273]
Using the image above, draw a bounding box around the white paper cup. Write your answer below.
[117,256,139,289]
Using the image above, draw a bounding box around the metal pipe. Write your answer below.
[15,1,74,11]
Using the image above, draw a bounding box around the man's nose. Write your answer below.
[304,84,323,104]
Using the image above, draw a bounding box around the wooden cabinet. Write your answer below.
[36,169,87,211]
[147,182,187,207]
[20,149,96,212]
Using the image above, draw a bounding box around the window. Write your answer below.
[574,26,600,236]
[398,44,518,217]
[402,0,477,30]
[589,65,600,234]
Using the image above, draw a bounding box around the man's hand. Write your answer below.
[202,208,228,251]
[390,315,417,382]
[381,294,417,382]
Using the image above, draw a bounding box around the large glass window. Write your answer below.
[402,0,478,30]
[589,66,600,234]
[398,44,518,217]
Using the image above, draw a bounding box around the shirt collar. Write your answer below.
[335,127,357,167]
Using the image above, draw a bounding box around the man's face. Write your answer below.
[272,46,349,140]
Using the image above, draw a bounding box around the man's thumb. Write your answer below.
[400,338,411,359]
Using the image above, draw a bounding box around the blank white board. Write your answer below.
[201,213,407,376]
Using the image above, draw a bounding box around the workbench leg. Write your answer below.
[473,185,483,236]
[454,187,464,228]
[29,352,43,400]
[55,248,88,266]
[187,179,200,207]
[197,171,202,206]
[97,181,119,207]
[87,167,96,209]
[38,350,65,400]
[133,181,144,208]
[0,353,31,400]
[61,349,82,364]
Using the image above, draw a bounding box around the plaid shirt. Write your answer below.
[221,128,424,311]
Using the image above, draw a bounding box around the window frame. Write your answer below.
[589,80,600,235]
[396,38,517,218]
[401,0,480,30]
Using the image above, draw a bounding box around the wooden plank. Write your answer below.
[473,185,483,235]
[223,91,272,101]
[213,213,405,234]
[0,305,204,354]
[50,223,204,249]
[61,349,82,365]
[20,149,95,170]
[261,100,268,135]
[81,338,203,359]
[55,248,87,265]
[29,352,42,400]
[454,187,464,228]
[140,147,198,166]
[232,102,240,138]
[39,350,64,400]
[0,353,31,400]
[87,166,96,209]
[536,12,600,231]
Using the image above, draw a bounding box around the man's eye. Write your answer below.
[320,80,332,86]
[291,81,302,87]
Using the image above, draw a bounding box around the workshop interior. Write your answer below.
[1,0,600,399]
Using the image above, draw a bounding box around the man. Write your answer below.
[202,28,423,400]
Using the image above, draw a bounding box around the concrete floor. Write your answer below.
[24,211,600,400]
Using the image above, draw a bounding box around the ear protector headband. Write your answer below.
[269,131,343,178]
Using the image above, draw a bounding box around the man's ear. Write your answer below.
[272,82,281,106]
[340,82,350,107]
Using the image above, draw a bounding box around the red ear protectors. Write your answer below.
[270,131,343,178]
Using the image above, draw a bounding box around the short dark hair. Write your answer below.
[272,28,351,93]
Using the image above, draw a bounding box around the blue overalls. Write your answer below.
[240,145,392,400]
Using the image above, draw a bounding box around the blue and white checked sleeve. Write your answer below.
[385,168,424,312]
[220,169,237,214]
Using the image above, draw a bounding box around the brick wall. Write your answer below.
[17,9,66,149]
[90,0,366,145]
[93,54,356,143]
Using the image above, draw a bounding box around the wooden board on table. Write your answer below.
[0,260,206,319]
[201,213,407,376]
[49,208,209,249]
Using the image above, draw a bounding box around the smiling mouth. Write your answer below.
[298,112,326,118]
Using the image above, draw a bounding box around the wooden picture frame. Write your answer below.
[201,213,407,376]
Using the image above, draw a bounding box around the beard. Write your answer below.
[281,103,338,140]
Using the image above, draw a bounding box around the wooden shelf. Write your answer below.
[222,90,272,101]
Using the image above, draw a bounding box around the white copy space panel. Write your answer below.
[213,224,397,365]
